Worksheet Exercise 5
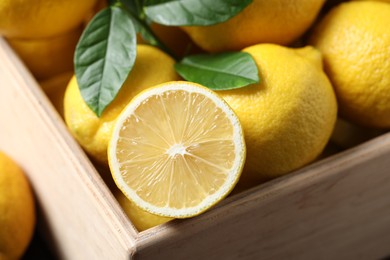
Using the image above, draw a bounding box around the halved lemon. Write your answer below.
[108,81,246,218]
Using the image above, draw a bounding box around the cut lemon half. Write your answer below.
[108,81,246,218]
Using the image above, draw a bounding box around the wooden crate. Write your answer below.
[1,37,390,259]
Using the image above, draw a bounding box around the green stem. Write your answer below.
[118,0,179,61]
[134,0,143,17]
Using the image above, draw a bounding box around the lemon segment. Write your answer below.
[109,81,246,218]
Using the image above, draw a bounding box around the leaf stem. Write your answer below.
[118,0,179,61]
[134,0,143,17]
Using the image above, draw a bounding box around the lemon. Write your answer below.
[95,166,172,231]
[7,26,82,80]
[84,0,108,25]
[40,71,73,117]
[0,151,35,259]
[0,0,96,38]
[115,191,173,232]
[354,0,390,2]
[182,0,326,52]
[64,45,181,165]
[218,44,337,183]
[309,1,390,129]
[108,81,246,218]
[331,118,386,149]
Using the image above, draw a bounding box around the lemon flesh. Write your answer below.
[109,81,246,218]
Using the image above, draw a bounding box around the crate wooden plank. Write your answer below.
[135,133,390,259]
[0,38,137,259]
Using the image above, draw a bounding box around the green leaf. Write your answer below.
[74,6,137,117]
[175,52,259,90]
[143,0,252,26]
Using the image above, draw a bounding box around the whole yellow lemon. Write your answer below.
[7,26,82,80]
[115,191,173,232]
[182,0,326,52]
[309,1,390,129]
[64,45,181,165]
[0,151,35,259]
[0,0,96,38]
[331,118,386,149]
[40,71,74,117]
[219,44,337,183]
[353,0,390,2]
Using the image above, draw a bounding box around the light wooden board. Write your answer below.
[0,38,137,259]
[136,133,390,259]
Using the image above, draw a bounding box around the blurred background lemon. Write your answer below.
[182,0,326,52]
[39,71,74,117]
[0,0,97,38]
[7,27,82,81]
[0,151,35,259]
[115,191,173,232]
[331,118,386,149]
[309,1,390,129]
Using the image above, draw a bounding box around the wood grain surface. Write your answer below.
[136,134,390,259]
[0,38,137,259]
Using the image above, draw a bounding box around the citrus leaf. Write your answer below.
[143,0,252,26]
[175,52,259,90]
[75,6,137,117]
